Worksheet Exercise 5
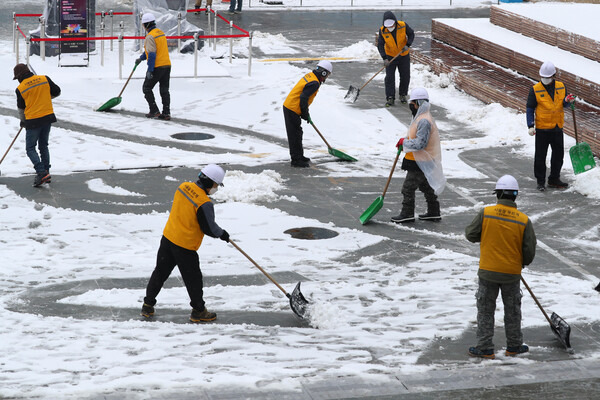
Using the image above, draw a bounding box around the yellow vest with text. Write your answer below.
[479,204,529,275]
[533,81,565,129]
[145,28,171,68]
[404,111,437,161]
[283,72,320,115]
[17,75,54,120]
[163,182,210,251]
[380,21,409,57]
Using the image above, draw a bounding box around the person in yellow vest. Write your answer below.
[283,60,333,168]
[392,88,445,223]
[141,164,230,323]
[465,175,537,359]
[135,13,172,120]
[378,11,414,107]
[526,61,575,191]
[14,63,61,187]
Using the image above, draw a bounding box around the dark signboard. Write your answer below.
[59,0,88,54]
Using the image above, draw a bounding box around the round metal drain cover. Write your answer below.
[170,132,215,140]
[284,227,339,240]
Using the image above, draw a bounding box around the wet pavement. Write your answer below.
[2,5,600,400]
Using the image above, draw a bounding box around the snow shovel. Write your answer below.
[521,276,573,353]
[229,239,309,319]
[344,53,401,103]
[309,121,357,162]
[96,64,138,112]
[0,127,23,176]
[568,102,596,175]
[359,148,402,224]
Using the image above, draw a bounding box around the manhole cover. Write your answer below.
[170,132,215,140]
[284,227,339,240]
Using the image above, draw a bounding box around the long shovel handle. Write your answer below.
[229,239,289,297]
[382,149,402,198]
[309,121,332,149]
[570,103,578,144]
[117,64,138,98]
[359,52,402,91]
[0,127,23,165]
[521,276,553,326]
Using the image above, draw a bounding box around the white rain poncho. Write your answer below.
[402,101,446,195]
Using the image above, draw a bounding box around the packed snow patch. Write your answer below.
[571,166,600,199]
[212,170,298,203]
[86,178,146,197]
[327,40,380,59]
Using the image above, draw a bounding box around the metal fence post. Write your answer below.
[213,11,218,51]
[15,23,19,64]
[119,34,123,79]
[119,21,124,64]
[177,12,182,52]
[101,20,105,66]
[26,35,30,66]
[207,7,212,47]
[139,12,144,53]
[248,31,252,77]
[229,21,233,64]
[13,13,16,53]
[109,10,114,51]
[40,16,46,61]
[194,32,198,78]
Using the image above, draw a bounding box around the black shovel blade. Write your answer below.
[344,85,360,103]
[288,282,309,319]
[550,312,572,351]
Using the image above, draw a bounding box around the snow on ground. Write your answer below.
[1,2,600,398]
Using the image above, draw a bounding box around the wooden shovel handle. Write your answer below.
[117,64,138,98]
[0,127,23,165]
[310,121,332,149]
[521,276,553,326]
[382,150,401,197]
[359,52,403,91]
[230,239,289,297]
[571,103,578,144]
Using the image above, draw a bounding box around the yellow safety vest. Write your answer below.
[163,182,210,251]
[479,204,529,275]
[533,81,565,130]
[380,21,409,57]
[283,72,320,115]
[145,28,171,68]
[17,75,54,120]
[404,111,437,161]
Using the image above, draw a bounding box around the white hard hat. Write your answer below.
[141,13,155,24]
[317,60,333,73]
[495,175,519,191]
[384,19,396,28]
[409,87,429,101]
[539,61,556,78]
[200,164,225,186]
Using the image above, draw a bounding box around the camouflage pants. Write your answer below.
[475,278,523,351]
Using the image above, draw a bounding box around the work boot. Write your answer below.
[146,111,160,118]
[158,113,171,121]
[300,156,310,162]
[548,178,568,189]
[391,211,415,223]
[190,307,217,323]
[418,202,441,222]
[33,170,50,187]
[140,303,155,318]
[385,97,395,107]
[291,159,309,168]
[505,344,529,356]
[399,95,407,104]
[468,347,495,359]
[536,182,545,192]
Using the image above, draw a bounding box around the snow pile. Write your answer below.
[212,170,298,203]
[86,178,146,196]
[571,166,600,199]
[327,40,380,59]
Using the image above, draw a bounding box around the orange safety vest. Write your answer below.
[380,21,409,57]
[533,81,565,130]
[479,204,529,275]
[17,75,54,120]
[163,182,210,251]
[283,72,320,115]
[145,28,171,68]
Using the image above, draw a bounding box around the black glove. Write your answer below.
[146,71,153,80]
[301,111,311,123]
[383,59,390,67]
[219,230,230,243]
[135,58,142,66]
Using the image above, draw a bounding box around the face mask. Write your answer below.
[541,77,553,85]
[387,26,395,32]
[409,103,418,117]
[208,186,218,195]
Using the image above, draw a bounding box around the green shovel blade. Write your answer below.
[569,142,596,175]
[96,96,122,112]
[359,196,384,224]
[328,147,357,162]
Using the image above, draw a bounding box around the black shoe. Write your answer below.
[190,307,217,322]
[505,344,529,356]
[385,97,395,107]
[536,183,546,192]
[146,111,160,118]
[399,95,407,104]
[158,113,171,121]
[33,171,50,187]
[548,179,568,189]
[300,156,310,162]
[418,212,441,222]
[141,303,155,318]
[291,159,309,168]
[468,347,495,359]
[391,213,415,223]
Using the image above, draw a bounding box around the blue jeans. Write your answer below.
[25,124,51,174]
[229,0,241,12]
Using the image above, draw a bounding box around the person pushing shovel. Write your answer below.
[283,60,333,168]
[141,164,230,323]
[391,87,445,224]
[466,175,537,359]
